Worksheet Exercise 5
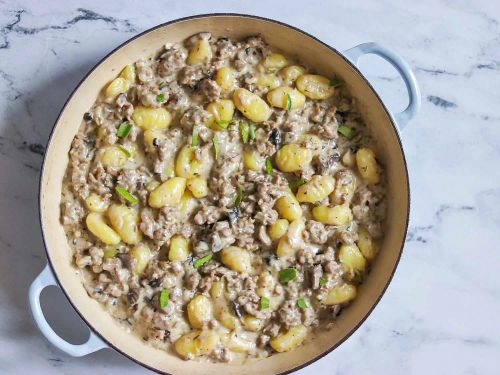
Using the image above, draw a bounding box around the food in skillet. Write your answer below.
[61,32,386,361]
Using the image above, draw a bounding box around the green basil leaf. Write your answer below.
[191,125,199,147]
[249,124,256,142]
[216,119,230,129]
[319,276,327,287]
[289,178,306,190]
[193,254,212,269]
[240,121,249,144]
[297,297,309,309]
[116,122,132,138]
[213,135,220,160]
[260,296,269,309]
[234,186,244,207]
[156,93,165,103]
[338,125,357,140]
[329,78,343,87]
[279,268,297,283]
[159,289,169,308]
[115,186,138,204]
[285,93,292,110]
[265,159,273,175]
[118,145,132,158]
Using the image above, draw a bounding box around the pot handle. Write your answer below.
[29,264,108,357]
[343,42,421,130]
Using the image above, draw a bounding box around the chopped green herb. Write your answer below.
[156,93,165,102]
[216,119,230,129]
[116,122,132,138]
[269,68,278,74]
[118,145,132,158]
[193,254,212,269]
[213,135,220,160]
[249,124,256,142]
[265,159,273,175]
[240,121,249,144]
[103,247,119,258]
[338,125,357,140]
[191,125,199,147]
[279,268,297,284]
[297,297,309,309]
[235,186,244,207]
[260,296,270,309]
[285,94,292,110]
[319,277,327,287]
[289,178,306,190]
[115,186,138,204]
[329,78,343,87]
[159,289,170,308]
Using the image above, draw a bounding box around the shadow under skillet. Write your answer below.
[0,53,144,370]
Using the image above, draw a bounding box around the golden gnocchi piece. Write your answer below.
[279,65,305,84]
[175,144,201,179]
[221,332,255,353]
[296,175,336,203]
[169,235,191,261]
[107,204,142,245]
[255,74,281,90]
[216,66,235,92]
[206,99,235,130]
[233,88,272,123]
[132,106,172,130]
[267,86,306,109]
[275,144,313,172]
[86,212,121,245]
[187,295,213,329]
[210,280,226,299]
[143,128,166,153]
[119,64,136,83]
[277,218,305,257]
[130,244,152,275]
[356,147,380,184]
[175,330,219,358]
[263,53,288,71]
[179,190,199,216]
[105,77,129,98]
[242,316,264,332]
[101,146,128,168]
[270,325,307,353]
[85,193,109,213]
[357,227,377,260]
[267,219,289,240]
[187,38,212,65]
[296,74,335,99]
[342,149,356,168]
[338,243,366,278]
[243,149,264,171]
[324,284,357,305]
[300,134,323,156]
[187,177,208,198]
[221,246,252,273]
[312,204,353,225]
[275,192,303,221]
[215,304,239,330]
[331,171,356,205]
[148,177,187,208]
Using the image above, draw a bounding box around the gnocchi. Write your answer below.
[233,88,272,123]
[63,33,387,363]
[275,144,313,172]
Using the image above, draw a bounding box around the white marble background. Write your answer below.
[0,0,499,374]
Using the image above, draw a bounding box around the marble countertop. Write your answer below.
[1,0,499,374]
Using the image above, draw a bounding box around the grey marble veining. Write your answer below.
[0,0,499,374]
